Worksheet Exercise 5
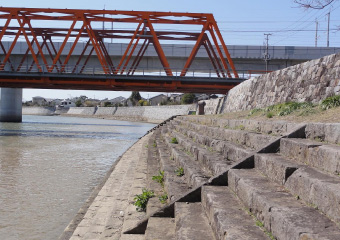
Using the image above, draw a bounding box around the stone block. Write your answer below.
[280,138,322,164]
[255,153,300,185]
[285,167,340,223]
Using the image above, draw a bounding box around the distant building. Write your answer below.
[32,96,61,106]
[100,96,127,107]
[59,99,76,108]
[148,94,168,106]
[32,96,47,106]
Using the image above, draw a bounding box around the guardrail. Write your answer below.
[0,62,272,79]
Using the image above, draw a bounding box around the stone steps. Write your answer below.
[201,186,270,240]
[176,116,297,136]
[154,130,191,202]
[162,134,211,189]
[168,126,232,176]
[144,217,175,240]
[146,133,165,214]
[172,118,277,150]
[228,168,340,240]
[170,120,254,161]
[175,202,215,240]
[280,137,340,175]
[255,152,340,224]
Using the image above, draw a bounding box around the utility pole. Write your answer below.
[263,33,272,71]
[315,18,318,47]
[327,12,330,47]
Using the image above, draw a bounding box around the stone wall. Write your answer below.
[222,52,340,112]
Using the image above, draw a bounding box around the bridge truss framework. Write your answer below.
[0,7,241,93]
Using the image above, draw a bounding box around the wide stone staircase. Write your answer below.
[122,116,340,240]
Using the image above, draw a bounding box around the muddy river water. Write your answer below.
[0,115,154,240]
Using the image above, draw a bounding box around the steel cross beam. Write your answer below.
[0,7,240,92]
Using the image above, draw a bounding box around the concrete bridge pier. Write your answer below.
[0,88,23,122]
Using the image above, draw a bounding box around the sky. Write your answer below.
[1,0,340,101]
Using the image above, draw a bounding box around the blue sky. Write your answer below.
[1,0,340,101]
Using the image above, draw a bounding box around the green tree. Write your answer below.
[129,91,142,106]
[181,93,195,104]
[75,99,82,107]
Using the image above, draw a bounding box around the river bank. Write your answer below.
[23,104,196,124]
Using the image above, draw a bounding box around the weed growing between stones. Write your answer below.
[152,171,165,187]
[145,144,149,148]
[244,207,276,240]
[234,125,245,130]
[158,193,168,204]
[152,141,157,147]
[175,167,184,177]
[185,150,194,157]
[266,112,274,118]
[320,95,340,110]
[133,188,155,212]
[171,137,178,144]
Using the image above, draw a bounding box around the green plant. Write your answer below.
[234,125,245,130]
[266,112,274,118]
[181,93,195,104]
[145,144,149,148]
[158,193,168,204]
[249,108,262,116]
[153,141,157,147]
[133,188,154,212]
[185,150,193,157]
[175,167,184,177]
[256,220,264,228]
[152,171,164,187]
[320,95,340,110]
[171,137,178,144]
[266,102,313,116]
[207,146,214,152]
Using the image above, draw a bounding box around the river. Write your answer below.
[0,115,155,240]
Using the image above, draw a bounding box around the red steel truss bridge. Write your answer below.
[0,7,243,93]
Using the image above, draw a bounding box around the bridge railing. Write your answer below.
[0,62,271,79]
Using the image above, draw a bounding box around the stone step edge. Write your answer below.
[123,123,307,235]
[161,133,212,188]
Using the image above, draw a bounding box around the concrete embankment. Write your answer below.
[23,104,195,123]
[22,106,56,116]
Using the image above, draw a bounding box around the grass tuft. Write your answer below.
[133,188,154,212]
[320,95,340,110]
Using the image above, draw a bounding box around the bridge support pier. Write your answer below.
[0,88,23,122]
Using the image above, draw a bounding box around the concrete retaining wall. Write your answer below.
[67,107,96,115]
[95,107,117,116]
[22,106,55,116]
[222,52,340,112]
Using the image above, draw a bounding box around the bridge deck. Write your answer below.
[0,72,244,93]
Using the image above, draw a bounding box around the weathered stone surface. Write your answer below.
[201,186,269,240]
[145,217,175,240]
[280,138,322,164]
[285,167,340,223]
[228,169,340,240]
[306,123,340,144]
[175,202,215,240]
[311,144,340,173]
[254,153,300,185]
